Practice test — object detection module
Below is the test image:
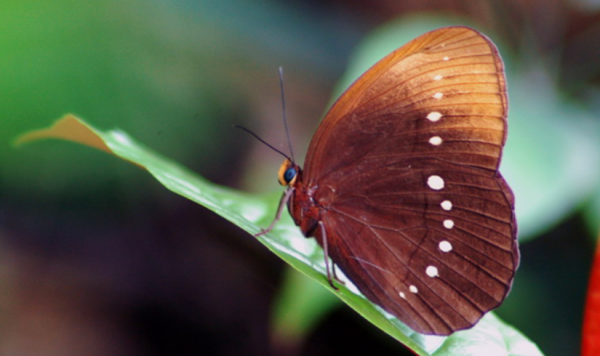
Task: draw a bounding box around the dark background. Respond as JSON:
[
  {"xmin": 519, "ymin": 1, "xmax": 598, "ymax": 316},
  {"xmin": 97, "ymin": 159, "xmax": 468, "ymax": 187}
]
[{"xmin": 2, "ymin": 1, "xmax": 600, "ymax": 355}]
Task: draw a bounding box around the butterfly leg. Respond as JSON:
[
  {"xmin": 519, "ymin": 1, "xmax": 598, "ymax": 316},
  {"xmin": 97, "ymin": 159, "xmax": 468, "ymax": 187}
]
[
  {"xmin": 319, "ymin": 221, "xmax": 345, "ymax": 290},
  {"xmin": 255, "ymin": 188, "xmax": 294, "ymax": 237},
  {"xmin": 332, "ymin": 263, "xmax": 345, "ymax": 286}
]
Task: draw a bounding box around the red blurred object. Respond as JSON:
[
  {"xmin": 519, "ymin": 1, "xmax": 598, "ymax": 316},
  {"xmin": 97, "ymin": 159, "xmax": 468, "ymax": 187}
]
[{"xmin": 582, "ymin": 235, "xmax": 600, "ymax": 356}]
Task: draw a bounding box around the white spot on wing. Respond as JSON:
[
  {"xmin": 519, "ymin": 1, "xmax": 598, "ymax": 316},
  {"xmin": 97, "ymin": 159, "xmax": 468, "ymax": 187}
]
[
  {"xmin": 433, "ymin": 75, "xmax": 443, "ymax": 80},
  {"xmin": 429, "ymin": 136, "xmax": 442, "ymax": 146},
  {"xmin": 426, "ymin": 266, "xmax": 439, "ymax": 278},
  {"xmin": 439, "ymin": 240, "xmax": 453, "ymax": 252},
  {"xmin": 443, "ymin": 219, "xmax": 454, "ymax": 229},
  {"xmin": 409, "ymin": 285, "xmax": 418, "ymax": 294},
  {"xmin": 427, "ymin": 175, "xmax": 444, "ymax": 190},
  {"xmin": 443, "ymin": 56, "xmax": 449, "ymax": 61},
  {"xmin": 426, "ymin": 111, "xmax": 442, "ymax": 122},
  {"xmin": 433, "ymin": 92, "xmax": 444, "ymax": 100},
  {"xmin": 441, "ymin": 200, "xmax": 452, "ymax": 211},
  {"xmin": 399, "ymin": 291, "xmax": 406, "ymax": 299}
]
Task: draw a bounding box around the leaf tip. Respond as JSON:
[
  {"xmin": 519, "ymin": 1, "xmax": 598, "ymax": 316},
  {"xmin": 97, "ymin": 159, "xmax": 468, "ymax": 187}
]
[{"xmin": 13, "ymin": 114, "xmax": 111, "ymax": 154}]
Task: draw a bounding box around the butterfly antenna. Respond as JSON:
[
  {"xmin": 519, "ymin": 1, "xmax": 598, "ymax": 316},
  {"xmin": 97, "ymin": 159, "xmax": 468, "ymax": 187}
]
[
  {"xmin": 233, "ymin": 125, "xmax": 292, "ymax": 161},
  {"xmin": 279, "ymin": 67, "xmax": 295, "ymax": 163}
]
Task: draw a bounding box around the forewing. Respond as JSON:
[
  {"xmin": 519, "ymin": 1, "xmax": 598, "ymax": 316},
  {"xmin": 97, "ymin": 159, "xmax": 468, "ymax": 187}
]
[{"xmin": 304, "ymin": 26, "xmax": 508, "ymax": 183}]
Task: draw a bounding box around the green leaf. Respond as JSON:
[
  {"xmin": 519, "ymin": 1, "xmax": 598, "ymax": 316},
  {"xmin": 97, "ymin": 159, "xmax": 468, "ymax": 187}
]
[{"xmin": 15, "ymin": 114, "xmax": 544, "ymax": 356}]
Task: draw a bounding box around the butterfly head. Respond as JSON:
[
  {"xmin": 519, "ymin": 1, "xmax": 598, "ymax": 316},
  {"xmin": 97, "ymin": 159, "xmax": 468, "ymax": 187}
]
[{"xmin": 277, "ymin": 158, "xmax": 300, "ymax": 186}]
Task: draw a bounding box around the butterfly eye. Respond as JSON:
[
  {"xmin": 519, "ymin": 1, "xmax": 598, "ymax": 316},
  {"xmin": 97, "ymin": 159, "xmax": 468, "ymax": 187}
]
[
  {"xmin": 283, "ymin": 167, "xmax": 297, "ymax": 184},
  {"xmin": 277, "ymin": 159, "xmax": 298, "ymax": 186}
]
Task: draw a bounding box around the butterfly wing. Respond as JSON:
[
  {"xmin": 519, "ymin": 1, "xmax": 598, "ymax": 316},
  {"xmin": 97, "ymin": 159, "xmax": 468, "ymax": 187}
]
[{"xmin": 303, "ymin": 26, "xmax": 518, "ymax": 335}]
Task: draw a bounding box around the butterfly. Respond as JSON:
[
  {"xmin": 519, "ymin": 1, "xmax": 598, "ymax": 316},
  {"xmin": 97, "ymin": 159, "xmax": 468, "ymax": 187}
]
[{"xmin": 258, "ymin": 26, "xmax": 519, "ymax": 335}]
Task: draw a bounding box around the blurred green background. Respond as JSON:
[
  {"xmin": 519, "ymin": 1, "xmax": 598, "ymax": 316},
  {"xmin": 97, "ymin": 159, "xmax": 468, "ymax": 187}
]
[{"xmin": 3, "ymin": 1, "xmax": 600, "ymax": 355}]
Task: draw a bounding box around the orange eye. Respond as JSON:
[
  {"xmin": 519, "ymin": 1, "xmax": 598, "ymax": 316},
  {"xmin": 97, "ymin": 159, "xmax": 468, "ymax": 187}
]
[{"xmin": 277, "ymin": 159, "xmax": 297, "ymax": 186}]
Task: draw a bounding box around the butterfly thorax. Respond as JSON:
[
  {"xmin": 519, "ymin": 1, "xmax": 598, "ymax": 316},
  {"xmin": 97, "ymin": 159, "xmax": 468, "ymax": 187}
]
[{"xmin": 288, "ymin": 174, "xmax": 322, "ymax": 238}]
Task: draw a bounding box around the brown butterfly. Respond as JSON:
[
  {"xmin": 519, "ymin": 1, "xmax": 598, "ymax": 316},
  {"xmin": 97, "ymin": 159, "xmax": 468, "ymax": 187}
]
[{"xmin": 258, "ymin": 26, "xmax": 519, "ymax": 335}]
